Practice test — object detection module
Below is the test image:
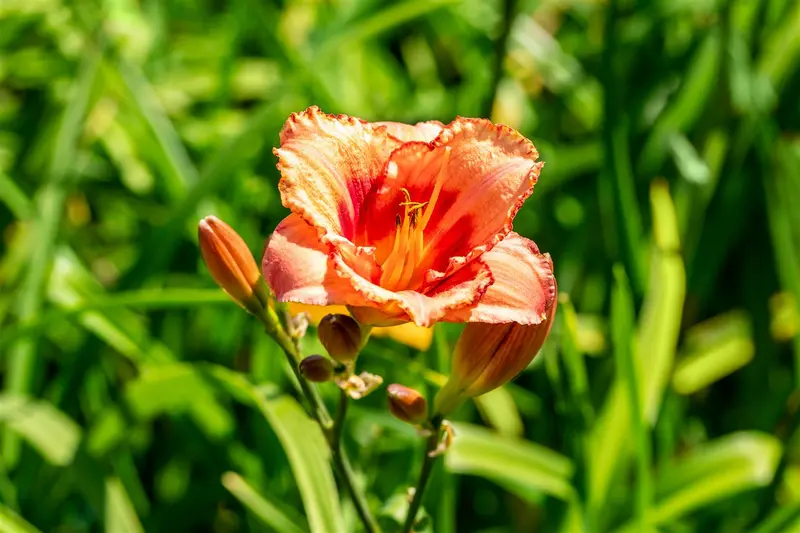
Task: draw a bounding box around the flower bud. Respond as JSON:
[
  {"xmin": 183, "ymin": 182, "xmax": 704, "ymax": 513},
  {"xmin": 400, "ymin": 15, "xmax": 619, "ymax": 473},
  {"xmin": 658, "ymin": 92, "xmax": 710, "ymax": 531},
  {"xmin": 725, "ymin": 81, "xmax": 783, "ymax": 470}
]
[
  {"xmin": 387, "ymin": 384, "xmax": 428, "ymax": 425},
  {"xmin": 299, "ymin": 355, "xmax": 334, "ymax": 382},
  {"xmin": 317, "ymin": 314, "xmax": 363, "ymax": 364},
  {"xmin": 198, "ymin": 216, "xmax": 268, "ymax": 316},
  {"xmin": 434, "ymin": 296, "xmax": 557, "ymax": 416}
]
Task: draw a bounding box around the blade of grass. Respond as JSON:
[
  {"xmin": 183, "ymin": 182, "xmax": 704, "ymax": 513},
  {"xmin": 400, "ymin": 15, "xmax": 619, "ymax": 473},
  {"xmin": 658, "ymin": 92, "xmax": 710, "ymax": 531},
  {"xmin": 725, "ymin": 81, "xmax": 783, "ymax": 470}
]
[
  {"xmin": 611, "ymin": 265, "xmax": 652, "ymax": 528},
  {"xmin": 0, "ymin": 172, "xmax": 33, "ymax": 220},
  {"xmin": 118, "ymin": 96, "xmax": 300, "ymax": 288},
  {"xmin": 4, "ymin": 46, "xmax": 102, "ymax": 466},
  {"xmin": 0, "ymin": 288, "xmax": 231, "ymax": 350},
  {"xmin": 222, "ymin": 472, "xmax": 308, "ymax": 533},
  {"xmin": 318, "ymin": 0, "xmax": 459, "ymax": 54},
  {"xmin": 0, "ymin": 395, "xmax": 81, "ymax": 467},
  {"xmin": 445, "ymin": 422, "xmax": 575, "ymax": 502},
  {"xmin": 601, "ymin": 0, "xmax": 645, "ymax": 293},
  {"xmin": 195, "ymin": 366, "xmax": 346, "ymax": 532},
  {"xmin": 0, "ymin": 503, "xmax": 41, "ymax": 533},
  {"xmin": 762, "ymin": 137, "xmax": 800, "ymax": 385},
  {"xmin": 640, "ymin": 180, "xmax": 686, "ymax": 423},
  {"xmin": 114, "ymin": 58, "xmax": 199, "ymax": 199},
  {"xmin": 105, "ymin": 476, "xmax": 144, "ymax": 533}
]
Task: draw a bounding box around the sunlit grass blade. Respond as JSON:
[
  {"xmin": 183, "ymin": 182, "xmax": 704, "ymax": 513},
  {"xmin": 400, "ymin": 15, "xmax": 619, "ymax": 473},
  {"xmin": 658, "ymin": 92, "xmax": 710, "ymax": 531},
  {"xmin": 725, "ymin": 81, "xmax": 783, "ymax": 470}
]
[
  {"xmin": 198, "ymin": 366, "xmax": 345, "ymax": 533},
  {"xmin": 639, "ymin": 180, "xmax": 685, "ymax": 423},
  {"xmin": 318, "ymin": 0, "xmax": 459, "ymax": 53},
  {"xmin": 672, "ymin": 311, "xmax": 754, "ymax": 394},
  {"xmin": 651, "ymin": 432, "xmax": 780, "ymax": 526},
  {"xmin": 105, "ymin": 476, "xmax": 144, "ymax": 533},
  {"xmin": 46, "ymin": 250, "xmax": 174, "ymax": 364},
  {"xmin": 119, "ymin": 96, "xmax": 300, "ymax": 288},
  {"xmin": 0, "ymin": 172, "xmax": 33, "ymax": 220},
  {"xmin": 445, "ymin": 422, "xmax": 575, "ymax": 502},
  {"xmin": 764, "ymin": 139, "xmax": 800, "ymax": 385},
  {"xmin": 125, "ymin": 363, "xmax": 234, "ymax": 439},
  {"xmin": 472, "ymin": 387, "xmax": 524, "ymax": 437},
  {"xmin": 222, "ymin": 472, "xmax": 308, "ymax": 533},
  {"xmin": 638, "ymin": 32, "xmax": 722, "ymax": 175},
  {"xmin": 0, "ymin": 503, "xmax": 41, "ymax": 533},
  {"xmin": 4, "ymin": 47, "xmax": 102, "ymax": 466},
  {"xmin": 0, "ymin": 395, "xmax": 81, "ymax": 467},
  {"xmin": 611, "ymin": 265, "xmax": 652, "ymax": 527},
  {"xmin": 757, "ymin": 0, "xmax": 800, "ymax": 88},
  {"xmin": 751, "ymin": 504, "xmax": 800, "ymax": 533},
  {"xmin": 558, "ymin": 294, "xmax": 594, "ymax": 426},
  {"xmin": 114, "ymin": 59, "xmax": 199, "ymax": 199},
  {"xmin": 0, "ymin": 288, "xmax": 231, "ymax": 350}
]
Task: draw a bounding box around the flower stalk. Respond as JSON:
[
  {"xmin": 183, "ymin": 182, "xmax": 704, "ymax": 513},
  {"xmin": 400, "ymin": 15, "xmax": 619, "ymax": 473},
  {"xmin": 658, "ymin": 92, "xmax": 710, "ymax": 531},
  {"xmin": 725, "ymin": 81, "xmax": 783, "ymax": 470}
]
[
  {"xmin": 402, "ymin": 415, "xmax": 444, "ymax": 533},
  {"xmin": 200, "ymin": 217, "xmax": 380, "ymax": 533}
]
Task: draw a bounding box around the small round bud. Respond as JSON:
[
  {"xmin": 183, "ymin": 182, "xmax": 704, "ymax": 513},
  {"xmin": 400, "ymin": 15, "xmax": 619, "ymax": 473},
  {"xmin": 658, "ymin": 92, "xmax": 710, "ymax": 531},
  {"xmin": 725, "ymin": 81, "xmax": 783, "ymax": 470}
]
[
  {"xmin": 318, "ymin": 314, "xmax": 362, "ymax": 364},
  {"xmin": 299, "ymin": 355, "xmax": 334, "ymax": 382},
  {"xmin": 387, "ymin": 384, "xmax": 428, "ymax": 425}
]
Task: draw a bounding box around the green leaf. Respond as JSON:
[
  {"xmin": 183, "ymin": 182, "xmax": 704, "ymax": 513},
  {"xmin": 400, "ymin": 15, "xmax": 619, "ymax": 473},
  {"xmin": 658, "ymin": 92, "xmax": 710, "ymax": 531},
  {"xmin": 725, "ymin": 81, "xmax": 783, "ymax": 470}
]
[
  {"xmin": 640, "ymin": 180, "xmax": 686, "ymax": 422},
  {"xmin": 320, "ymin": 0, "xmax": 459, "ymax": 53},
  {"xmin": 472, "ymin": 387, "xmax": 524, "ymax": 437},
  {"xmin": 652, "ymin": 432, "xmax": 781, "ymax": 525},
  {"xmin": 202, "ymin": 366, "xmax": 345, "ymax": 533},
  {"xmin": 0, "ymin": 504, "xmax": 41, "ymax": 533},
  {"xmin": 222, "ymin": 472, "xmax": 308, "ymax": 533},
  {"xmin": 0, "ymin": 395, "xmax": 81, "ymax": 466},
  {"xmin": 254, "ymin": 394, "xmax": 344, "ymax": 533},
  {"xmin": 105, "ymin": 476, "xmax": 144, "ymax": 533},
  {"xmin": 4, "ymin": 45, "xmax": 102, "ymax": 466},
  {"xmin": 125, "ymin": 364, "xmax": 234, "ymax": 439},
  {"xmin": 672, "ymin": 311, "xmax": 755, "ymax": 395},
  {"xmin": 611, "ymin": 265, "xmax": 653, "ymax": 525},
  {"xmin": 0, "ymin": 171, "xmax": 33, "ymax": 220},
  {"xmin": 445, "ymin": 422, "xmax": 575, "ymax": 501},
  {"xmin": 614, "ymin": 432, "xmax": 781, "ymax": 531},
  {"xmin": 0, "ymin": 288, "xmax": 231, "ymax": 350},
  {"xmin": 751, "ymin": 504, "xmax": 800, "ymax": 533},
  {"xmin": 587, "ymin": 381, "xmax": 630, "ymax": 515}
]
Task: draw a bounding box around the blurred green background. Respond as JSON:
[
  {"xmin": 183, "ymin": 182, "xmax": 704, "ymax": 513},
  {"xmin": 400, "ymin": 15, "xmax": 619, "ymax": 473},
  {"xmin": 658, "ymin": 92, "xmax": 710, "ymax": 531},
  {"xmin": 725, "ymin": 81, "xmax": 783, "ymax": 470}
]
[{"xmin": 2, "ymin": 0, "xmax": 800, "ymax": 531}]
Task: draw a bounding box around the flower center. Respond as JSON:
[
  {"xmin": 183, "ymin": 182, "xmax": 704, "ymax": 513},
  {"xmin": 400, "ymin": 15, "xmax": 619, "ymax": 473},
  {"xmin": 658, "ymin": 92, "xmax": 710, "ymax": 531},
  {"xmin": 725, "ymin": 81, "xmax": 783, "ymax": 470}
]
[{"xmin": 379, "ymin": 148, "xmax": 450, "ymax": 291}]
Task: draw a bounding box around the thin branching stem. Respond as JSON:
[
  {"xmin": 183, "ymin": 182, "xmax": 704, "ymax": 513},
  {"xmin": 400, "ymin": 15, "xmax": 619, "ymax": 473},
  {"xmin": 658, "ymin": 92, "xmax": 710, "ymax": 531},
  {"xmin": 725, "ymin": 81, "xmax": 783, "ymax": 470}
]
[
  {"xmin": 402, "ymin": 416, "xmax": 443, "ymax": 533},
  {"xmin": 258, "ymin": 308, "xmax": 381, "ymax": 533}
]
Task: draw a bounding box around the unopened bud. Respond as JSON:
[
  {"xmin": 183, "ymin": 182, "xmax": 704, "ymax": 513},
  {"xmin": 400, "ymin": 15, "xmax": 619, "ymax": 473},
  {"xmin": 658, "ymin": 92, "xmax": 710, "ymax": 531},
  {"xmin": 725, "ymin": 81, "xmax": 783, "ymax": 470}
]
[
  {"xmin": 198, "ymin": 216, "xmax": 268, "ymax": 316},
  {"xmin": 299, "ymin": 355, "xmax": 334, "ymax": 382},
  {"xmin": 434, "ymin": 293, "xmax": 557, "ymax": 416},
  {"xmin": 318, "ymin": 314, "xmax": 362, "ymax": 364},
  {"xmin": 387, "ymin": 384, "xmax": 428, "ymax": 425}
]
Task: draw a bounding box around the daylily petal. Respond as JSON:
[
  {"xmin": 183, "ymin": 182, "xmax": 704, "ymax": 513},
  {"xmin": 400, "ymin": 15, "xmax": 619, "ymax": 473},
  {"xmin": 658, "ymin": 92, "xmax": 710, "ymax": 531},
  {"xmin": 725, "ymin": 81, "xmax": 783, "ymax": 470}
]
[
  {"xmin": 263, "ymin": 214, "xmax": 367, "ymax": 306},
  {"xmin": 362, "ymin": 118, "xmax": 542, "ymax": 283},
  {"xmin": 376, "ymin": 120, "xmax": 445, "ymax": 143},
  {"xmin": 337, "ymin": 255, "xmax": 494, "ymax": 327},
  {"xmin": 444, "ymin": 232, "xmax": 556, "ymax": 325},
  {"xmin": 275, "ymin": 106, "xmax": 401, "ymax": 241}
]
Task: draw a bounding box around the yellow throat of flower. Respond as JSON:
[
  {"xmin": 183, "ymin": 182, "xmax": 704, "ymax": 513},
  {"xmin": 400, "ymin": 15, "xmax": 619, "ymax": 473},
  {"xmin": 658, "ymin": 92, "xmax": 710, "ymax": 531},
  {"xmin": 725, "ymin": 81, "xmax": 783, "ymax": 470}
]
[{"xmin": 379, "ymin": 147, "xmax": 450, "ymax": 291}]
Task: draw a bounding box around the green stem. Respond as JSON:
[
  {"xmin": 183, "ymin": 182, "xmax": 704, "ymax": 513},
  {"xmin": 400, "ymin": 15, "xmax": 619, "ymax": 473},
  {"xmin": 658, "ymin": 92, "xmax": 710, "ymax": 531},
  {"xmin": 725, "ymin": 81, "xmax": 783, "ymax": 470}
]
[
  {"xmin": 333, "ymin": 389, "xmax": 349, "ymax": 448},
  {"xmin": 257, "ymin": 308, "xmax": 381, "ymax": 533},
  {"xmin": 402, "ymin": 416, "xmax": 443, "ymax": 533}
]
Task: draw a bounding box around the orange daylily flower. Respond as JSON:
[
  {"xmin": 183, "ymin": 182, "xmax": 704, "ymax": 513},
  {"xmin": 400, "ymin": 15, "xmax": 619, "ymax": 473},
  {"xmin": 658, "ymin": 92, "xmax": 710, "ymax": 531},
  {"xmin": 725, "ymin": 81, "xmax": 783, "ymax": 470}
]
[{"xmin": 263, "ymin": 106, "xmax": 556, "ymax": 331}]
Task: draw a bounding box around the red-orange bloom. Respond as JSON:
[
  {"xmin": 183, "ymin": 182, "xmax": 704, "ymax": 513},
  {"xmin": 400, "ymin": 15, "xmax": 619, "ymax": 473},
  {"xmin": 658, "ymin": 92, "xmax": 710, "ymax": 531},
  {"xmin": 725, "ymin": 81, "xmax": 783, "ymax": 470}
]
[{"xmin": 263, "ymin": 106, "xmax": 556, "ymax": 328}]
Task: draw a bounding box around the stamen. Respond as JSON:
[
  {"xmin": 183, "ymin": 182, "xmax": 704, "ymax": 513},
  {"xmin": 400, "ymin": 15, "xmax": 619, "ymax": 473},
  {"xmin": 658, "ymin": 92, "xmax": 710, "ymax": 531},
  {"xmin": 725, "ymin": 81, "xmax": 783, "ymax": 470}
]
[{"xmin": 379, "ymin": 149, "xmax": 450, "ymax": 291}]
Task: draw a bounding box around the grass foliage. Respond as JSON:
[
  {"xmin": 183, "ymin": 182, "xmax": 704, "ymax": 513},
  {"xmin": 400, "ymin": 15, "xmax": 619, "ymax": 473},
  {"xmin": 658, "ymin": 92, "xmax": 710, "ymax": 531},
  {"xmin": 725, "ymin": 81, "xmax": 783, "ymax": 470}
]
[{"xmin": 2, "ymin": 0, "xmax": 800, "ymax": 531}]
